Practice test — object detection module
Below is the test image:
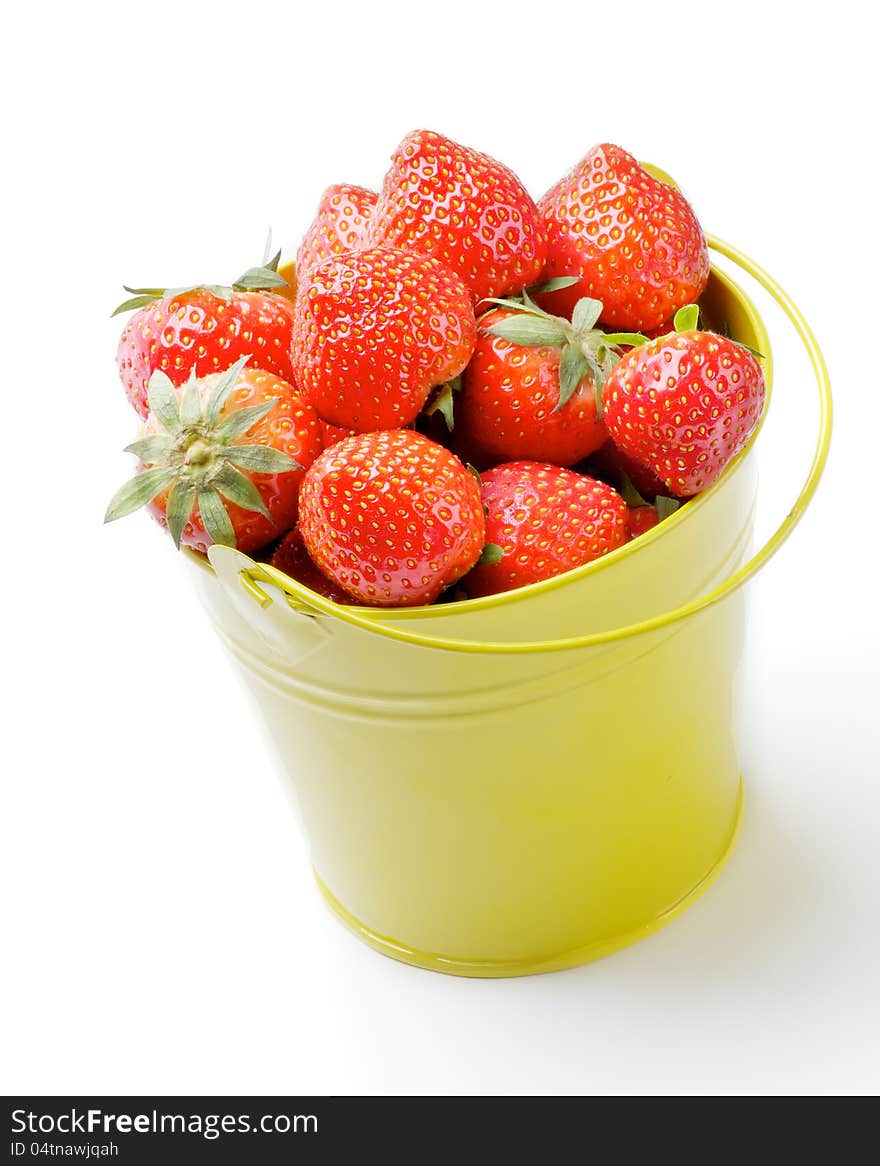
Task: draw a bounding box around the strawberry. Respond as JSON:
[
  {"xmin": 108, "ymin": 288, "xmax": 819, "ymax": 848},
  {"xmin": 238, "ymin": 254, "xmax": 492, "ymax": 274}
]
[
  {"xmin": 291, "ymin": 247, "xmax": 476, "ymax": 431},
  {"xmin": 463, "ymin": 462, "xmax": 628, "ymax": 598},
  {"xmin": 369, "ymin": 129, "xmax": 546, "ymax": 304},
  {"xmin": 105, "ymin": 357, "xmax": 322, "ymax": 554},
  {"xmin": 536, "ymin": 143, "xmax": 709, "ymax": 330},
  {"xmin": 320, "ymin": 420, "xmax": 358, "ymax": 449},
  {"xmin": 298, "ymin": 430, "xmax": 485, "ymax": 606},
  {"xmin": 641, "ymin": 318, "xmax": 677, "ymax": 340},
  {"xmin": 295, "ymin": 184, "xmax": 378, "ymax": 280},
  {"xmin": 602, "ymin": 309, "xmax": 766, "ymax": 497},
  {"xmin": 271, "ymin": 528, "xmax": 354, "ymax": 604},
  {"xmin": 452, "ymin": 291, "xmax": 643, "ymax": 466},
  {"xmin": 114, "ymin": 251, "xmax": 296, "ymax": 418},
  {"xmin": 627, "ymin": 506, "xmax": 660, "ymax": 539},
  {"xmin": 587, "ymin": 438, "xmax": 671, "ymax": 499}
]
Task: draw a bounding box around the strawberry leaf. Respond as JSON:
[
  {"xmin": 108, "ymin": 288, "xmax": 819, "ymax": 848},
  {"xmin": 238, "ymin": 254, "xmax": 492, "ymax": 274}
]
[
  {"xmin": 111, "ymin": 294, "xmax": 161, "ymax": 317},
  {"xmin": 179, "ymin": 368, "xmax": 202, "ymax": 428},
  {"xmin": 571, "ymin": 297, "xmax": 603, "ymax": 334},
  {"xmin": 673, "ymin": 304, "xmax": 700, "ymax": 332},
  {"xmin": 213, "ymin": 464, "xmax": 273, "ymax": 520},
  {"xmin": 162, "ymin": 285, "xmax": 200, "ymax": 301},
  {"xmin": 618, "ymin": 471, "xmax": 649, "ymax": 508},
  {"xmin": 477, "ymin": 297, "xmax": 547, "ymax": 318},
  {"xmin": 262, "ymin": 230, "xmax": 277, "ymax": 267},
  {"xmin": 556, "ymin": 344, "xmax": 589, "ymax": 412},
  {"xmin": 123, "ymin": 435, "xmax": 175, "ymax": 464},
  {"xmin": 214, "ymin": 398, "xmax": 278, "ymax": 443},
  {"xmin": 147, "ymin": 370, "xmax": 183, "ymax": 435},
  {"xmin": 486, "ymin": 315, "xmax": 567, "ymax": 348},
  {"xmin": 233, "ymin": 265, "xmax": 288, "ymax": 291},
  {"xmin": 166, "ymin": 482, "xmax": 196, "ymax": 549},
  {"xmin": 732, "ymin": 339, "xmax": 766, "ymax": 361},
  {"xmin": 602, "ymin": 331, "xmax": 650, "ymax": 347},
  {"xmin": 527, "ymin": 275, "xmax": 580, "ymax": 295},
  {"xmin": 223, "ymin": 444, "xmax": 300, "ymax": 474},
  {"xmin": 104, "ymin": 466, "xmax": 176, "ymax": 523},
  {"xmin": 197, "ymin": 486, "xmax": 237, "ymax": 547},
  {"xmin": 203, "ymin": 284, "xmax": 234, "ymax": 303},
  {"xmin": 122, "ymin": 285, "xmax": 166, "ymax": 296},
  {"xmin": 110, "ymin": 243, "xmax": 289, "ymax": 319},
  {"xmin": 519, "ymin": 285, "xmax": 542, "ymax": 313},
  {"xmin": 424, "ymin": 377, "xmax": 461, "ymax": 432},
  {"xmin": 655, "ymin": 496, "xmax": 681, "ymax": 521},
  {"xmin": 477, "ymin": 543, "xmax": 504, "ymax": 566},
  {"xmin": 205, "ymin": 356, "xmax": 251, "ymax": 425}
]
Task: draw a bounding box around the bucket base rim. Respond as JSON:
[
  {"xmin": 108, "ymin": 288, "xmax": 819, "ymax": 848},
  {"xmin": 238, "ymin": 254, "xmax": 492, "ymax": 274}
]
[{"xmin": 313, "ymin": 778, "xmax": 744, "ymax": 978}]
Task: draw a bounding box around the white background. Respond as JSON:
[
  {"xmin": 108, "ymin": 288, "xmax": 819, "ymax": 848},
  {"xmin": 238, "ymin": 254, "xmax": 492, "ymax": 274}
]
[{"xmin": 2, "ymin": 0, "xmax": 877, "ymax": 1096}]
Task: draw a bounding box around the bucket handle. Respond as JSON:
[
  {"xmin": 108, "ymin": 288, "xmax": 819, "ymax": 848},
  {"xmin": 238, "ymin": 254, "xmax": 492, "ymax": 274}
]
[{"xmin": 222, "ymin": 237, "xmax": 832, "ymax": 656}]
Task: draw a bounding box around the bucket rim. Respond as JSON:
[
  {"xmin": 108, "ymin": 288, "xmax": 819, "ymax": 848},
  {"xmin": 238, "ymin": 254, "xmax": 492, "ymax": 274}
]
[{"xmin": 205, "ymin": 237, "xmax": 831, "ymax": 655}]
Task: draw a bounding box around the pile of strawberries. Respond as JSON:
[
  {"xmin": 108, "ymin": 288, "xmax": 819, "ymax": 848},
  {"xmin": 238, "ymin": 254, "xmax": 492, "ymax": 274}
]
[{"xmin": 107, "ymin": 132, "xmax": 766, "ymax": 607}]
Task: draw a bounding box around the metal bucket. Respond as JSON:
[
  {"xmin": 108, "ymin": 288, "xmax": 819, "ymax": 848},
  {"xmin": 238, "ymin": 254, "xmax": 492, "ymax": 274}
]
[{"xmin": 187, "ymin": 238, "xmax": 832, "ymax": 976}]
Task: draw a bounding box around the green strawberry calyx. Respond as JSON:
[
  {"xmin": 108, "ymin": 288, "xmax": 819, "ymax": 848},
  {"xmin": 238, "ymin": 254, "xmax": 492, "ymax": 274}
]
[
  {"xmin": 111, "ymin": 242, "xmax": 289, "ymax": 317},
  {"xmin": 477, "ymin": 543, "xmax": 504, "ymax": 566},
  {"xmin": 655, "ymin": 495, "xmax": 681, "ymax": 521},
  {"xmin": 672, "ymin": 304, "xmax": 700, "ymax": 332},
  {"xmin": 478, "ymin": 287, "xmax": 647, "ymax": 421},
  {"xmin": 424, "ymin": 375, "xmax": 463, "ymax": 432},
  {"xmin": 619, "ymin": 471, "xmax": 681, "ymax": 521},
  {"xmin": 618, "ymin": 471, "xmax": 650, "ymax": 508},
  {"xmin": 669, "ymin": 303, "xmax": 765, "ymax": 361},
  {"xmin": 104, "ymin": 356, "xmax": 301, "ymax": 549}
]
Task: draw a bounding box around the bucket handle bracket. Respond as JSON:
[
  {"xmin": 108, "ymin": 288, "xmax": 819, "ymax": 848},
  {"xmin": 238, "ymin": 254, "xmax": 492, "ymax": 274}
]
[{"xmin": 208, "ymin": 545, "xmax": 332, "ymax": 661}]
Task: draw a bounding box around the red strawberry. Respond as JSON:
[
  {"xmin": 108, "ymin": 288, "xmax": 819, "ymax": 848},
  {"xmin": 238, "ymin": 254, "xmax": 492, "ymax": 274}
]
[
  {"xmin": 627, "ymin": 506, "xmax": 659, "ymax": 539},
  {"xmin": 603, "ymin": 325, "xmax": 766, "ymax": 497},
  {"xmin": 369, "ymin": 129, "xmax": 546, "ymax": 304},
  {"xmin": 291, "ymin": 247, "xmax": 476, "ymax": 431},
  {"xmin": 298, "ymin": 430, "xmax": 485, "ymax": 606},
  {"xmin": 587, "ymin": 438, "xmax": 671, "ymax": 499},
  {"xmin": 454, "ymin": 300, "xmax": 616, "ymax": 467},
  {"xmin": 295, "ymin": 184, "xmax": 378, "ymax": 280},
  {"xmin": 105, "ymin": 357, "xmax": 322, "ymax": 554},
  {"xmin": 641, "ymin": 318, "xmax": 677, "ymax": 340},
  {"xmin": 271, "ymin": 528, "xmax": 354, "ymax": 604},
  {"xmin": 536, "ymin": 143, "xmax": 709, "ymax": 330},
  {"xmin": 114, "ymin": 253, "xmax": 296, "ymax": 418},
  {"xmin": 463, "ymin": 462, "xmax": 628, "ymax": 597},
  {"xmin": 320, "ymin": 420, "xmax": 358, "ymax": 449}
]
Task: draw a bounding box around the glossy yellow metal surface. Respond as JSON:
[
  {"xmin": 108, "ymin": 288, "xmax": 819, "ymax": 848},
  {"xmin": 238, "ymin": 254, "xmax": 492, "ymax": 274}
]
[
  {"xmin": 275, "ymin": 258, "xmax": 297, "ymax": 304},
  {"xmin": 314, "ymin": 784, "xmax": 742, "ymax": 977},
  {"xmin": 186, "ymin": 240, "xmax": 831, "ymax": 976}
]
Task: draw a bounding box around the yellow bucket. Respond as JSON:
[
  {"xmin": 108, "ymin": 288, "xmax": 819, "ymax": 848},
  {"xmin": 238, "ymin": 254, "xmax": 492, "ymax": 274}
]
[{"xmin": 187, "ymin": 238, "xmax": 832, "ymax": 977}]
